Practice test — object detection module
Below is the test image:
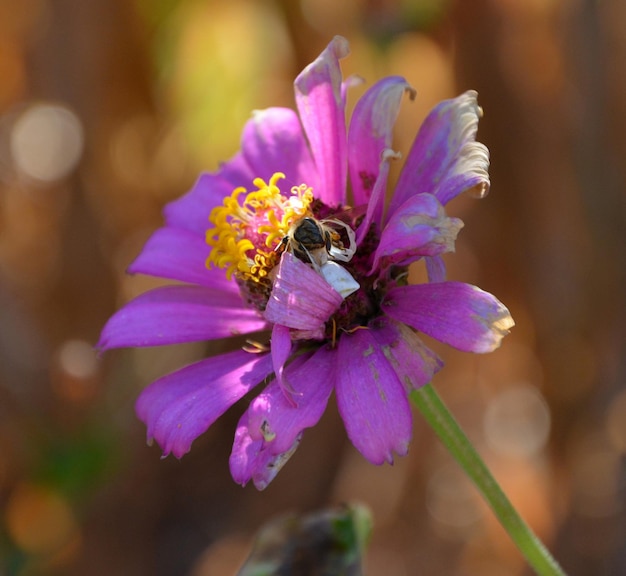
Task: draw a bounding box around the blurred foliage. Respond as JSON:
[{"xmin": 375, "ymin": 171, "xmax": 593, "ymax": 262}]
[
  {"xmin": 238, "ymin": 504, "xmax": 371, "ymax": 576},
  {"xmin": 136, "ymin": 0, "xmax": 293, "ymax": 168},
  {"xmin": 32, "ymin": 428, "xmax": 117, "ymax": 501}
]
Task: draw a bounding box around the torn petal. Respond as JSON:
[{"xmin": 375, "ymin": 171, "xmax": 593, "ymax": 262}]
[
  {"xmin": 246, "ymin": 346, "xmax": 335, "ymax": 455},
  {"xmin": 230, "ymin": 410, "xmax": 303, "ymax": 490}
]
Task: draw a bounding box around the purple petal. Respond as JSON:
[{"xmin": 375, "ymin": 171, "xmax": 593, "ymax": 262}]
[
  {"xmin": 136, "ymin": 349, "xmax": 273, "ymax": 458},
  {"xmin": 263, "ymin": 252, "xmax": 343, "ymax": 333},
  {"xmin": 97, "ymin": 285, "xmax": 267, "ymax": 350},
  {"xmin": 341, "ymin": 74, "xmax": 365, "ymax": 105},
  {"xmin": 369, "ymin": 317, "xmax": 443, "ymax": 390},
  {"xmin": 389, "ymin": 91, "xmax": 489, "ymax": 217},
  {"xmin": 382, "ymin": 282, "xmax": 515, "ymax": 353},
  {"xmin": 230, "ymin": 412, "xmax": 303, "ymax": 490},
  {"xmin": 127, "ymin": 226, "xmax": 237, "ymax": 293},
  {"xmin": 229, "ymin": 346, "xmax": 337, "ymax": 489},
  {"xmin": 335, "ymin": 328, "xmax": 412, "ymax": 465},
  {"xmin": 371, "ymin": 193, "xmax": 463, "ymax": 271},
  {"xmin": 294, "ymin": 36, "xmax": 349, "ymax": 205},
  {"xmin": 246, "ymin": 346, "xmax": 336, "ymax": 455},
  {"xmin": 348, "ymin": 76, "xmax": 415, "ymax": 206},
  {"xmin": 164, "ymin": 153, "xmax": 254, "ymax": 235},
  {"xmin": 355, "ymin": 150, "xmax": 399, "ymax": 246},
  {"xmin": 241, "ymin": 107, "xmax": 319, "ymax": 190},
  {"xmin": 270, "ymin": 323, "xmax": 293, "ymax": 399},
  {"xmin": 229, "ymin": 414, "xmax": 263, "ymax": 486},
  {"xmin": 425, "ymin": 256, "xmax": 447, "ymax": 283}
]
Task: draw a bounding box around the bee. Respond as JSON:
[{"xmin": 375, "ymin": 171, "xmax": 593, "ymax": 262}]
[{"xmin": 275, "ymin": 216, "xmax": 356, "ymax": 270}]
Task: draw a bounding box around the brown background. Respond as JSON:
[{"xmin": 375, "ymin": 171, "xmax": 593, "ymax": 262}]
[{"xmin": 0, "ymin": 1, "xmax": 624, "ymax": 574}]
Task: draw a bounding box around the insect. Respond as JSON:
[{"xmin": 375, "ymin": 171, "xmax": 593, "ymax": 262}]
[
  {"xmin": 274, "ymin": 215, "xmax": 360, "ymax": 300},
  {"xmin": 275, "ymin": 216, "xmax": 356, "ymax": 270}
]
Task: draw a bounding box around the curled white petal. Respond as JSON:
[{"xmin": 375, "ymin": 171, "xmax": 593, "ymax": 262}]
[{"xmin": 320, "ymin": 261, "xmax": 360, "ymax": 299}]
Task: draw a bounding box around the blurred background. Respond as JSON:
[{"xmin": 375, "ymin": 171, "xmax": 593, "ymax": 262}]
[{"xmin": 0, "ymin": 0, "xmax": 624, "ymax": 574}]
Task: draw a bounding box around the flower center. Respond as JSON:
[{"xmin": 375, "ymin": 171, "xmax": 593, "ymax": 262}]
[
  {"xmin": 206, "ymin": 172, "xmax": 396, "ymax": 336},
  {"xmin": 206, "ymin": 172, "xmax": 314, "ymax": 283}
]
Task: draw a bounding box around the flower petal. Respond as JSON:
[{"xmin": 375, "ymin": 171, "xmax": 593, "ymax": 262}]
[
  {"xmin": 263, "ymin": 252, "xmax": 343, "ymax": 333},
  {"xmin": 382, "ymin": 282, "xmax": 515, "ymax": 353},
  {"xmin": 320, "ymin": 261, "xmax": 360, "ymax": 299},
  {"xmin": 341, "ymin": 74, "xmax": 365, "ymax": 105},
  {"xmin": 241, "ymin": 107, "xmax": 319, "ymax": 190},
  {"xmin": 425, "ymin": 256, "xmax": 447, "ymax": 283},
  {"xmin": 246, "ymin": 346, "xmax": 336, "ymax": 455},
  {"xmin": 294, "ymin": 35, "xmax": 349, "ymax": 205},
  {"xmin": 97, "ymin": 285, "xmax": 266, "ymax": 350},
  {"xmin": 355, "ymin": 149, "xmax": 400, "ymax": 246},
  {"xmin": 127, "ymin": 226, "xmax": 237, "ymax": 292},
  {"xmin": 270, "ymin": 323, "xmax": 294, "ymax": 400},
  {"xmin": 348, "ymin": 76, "xmax": 415, "ymax": 206},
  {"xmin": 136, "ymin": 349, "xmax": 274, "ymax": 458},
  {"xmin": 230, "ymin": 347, "xmax": 337, "ymax": 489},
  {"xmin": 164, "ymin": 153, "xmax": 254, "ymax": 235},
  {"xmin": 389, "ymin": 90, "xmax": 489, "ymax": 217},
  {"xmin": 371, "ymin": 193, "xmax": 463, "ymax": 271},
  {"xmin": 230, "ymin": 412, "xmax": 302, "ymax": 490},
  {"xmin": 369, "ymin": 317, "xmax": 443, "ymax": 390},
  {"xmin": 335, "ymin": 328, "xmax": 412, "ymax": 465}
]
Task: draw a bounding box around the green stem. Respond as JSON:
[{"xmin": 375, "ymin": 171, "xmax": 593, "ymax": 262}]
[{"xmin": 410, "ymin": 384, "xmax": 566, "ymax": 576}]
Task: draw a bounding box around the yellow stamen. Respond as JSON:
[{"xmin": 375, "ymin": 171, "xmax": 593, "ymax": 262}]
[{"xmin": 206, "ymin": 172, "xmax": 314, "ymax": 283}]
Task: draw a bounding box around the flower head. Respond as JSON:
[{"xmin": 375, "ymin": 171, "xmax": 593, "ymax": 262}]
[{"xmin": 98, "ymin": 36, "xmax": 513, "ymax": 489}]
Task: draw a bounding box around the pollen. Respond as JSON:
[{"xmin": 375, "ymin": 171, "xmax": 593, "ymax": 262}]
[{"xmin": 206, "ymin": 172, "xmax": 314, "ymax": 282}]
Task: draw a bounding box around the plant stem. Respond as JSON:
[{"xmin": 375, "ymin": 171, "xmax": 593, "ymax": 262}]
[{"xmin": 410, "ymin": 384, "xmax": 566, "ymax": 576}]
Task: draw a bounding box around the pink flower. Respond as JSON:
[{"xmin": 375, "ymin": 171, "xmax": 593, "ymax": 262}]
[{"xmin": 98, "ymin": 36, "xmax": 513, "ymax": 489}]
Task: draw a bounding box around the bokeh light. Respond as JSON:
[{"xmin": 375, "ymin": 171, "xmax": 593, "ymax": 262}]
[
  {"xmin": 426, "ymin": 463, "xmax": 484, "ymax": 535},
  {"xmin": 484, "ymin": 384, "xmax": 551, "ymax": 459},
  {"xmin": 10, "ymin": 103, "xmax": 83, "ymax": 183},
  {"xmin": 52, "ymin": 339, "xmax": 99, "ymax": 403},
  {"xmin": 5, "ymin": 483, "xmax": 79, "ymax": 557}
]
